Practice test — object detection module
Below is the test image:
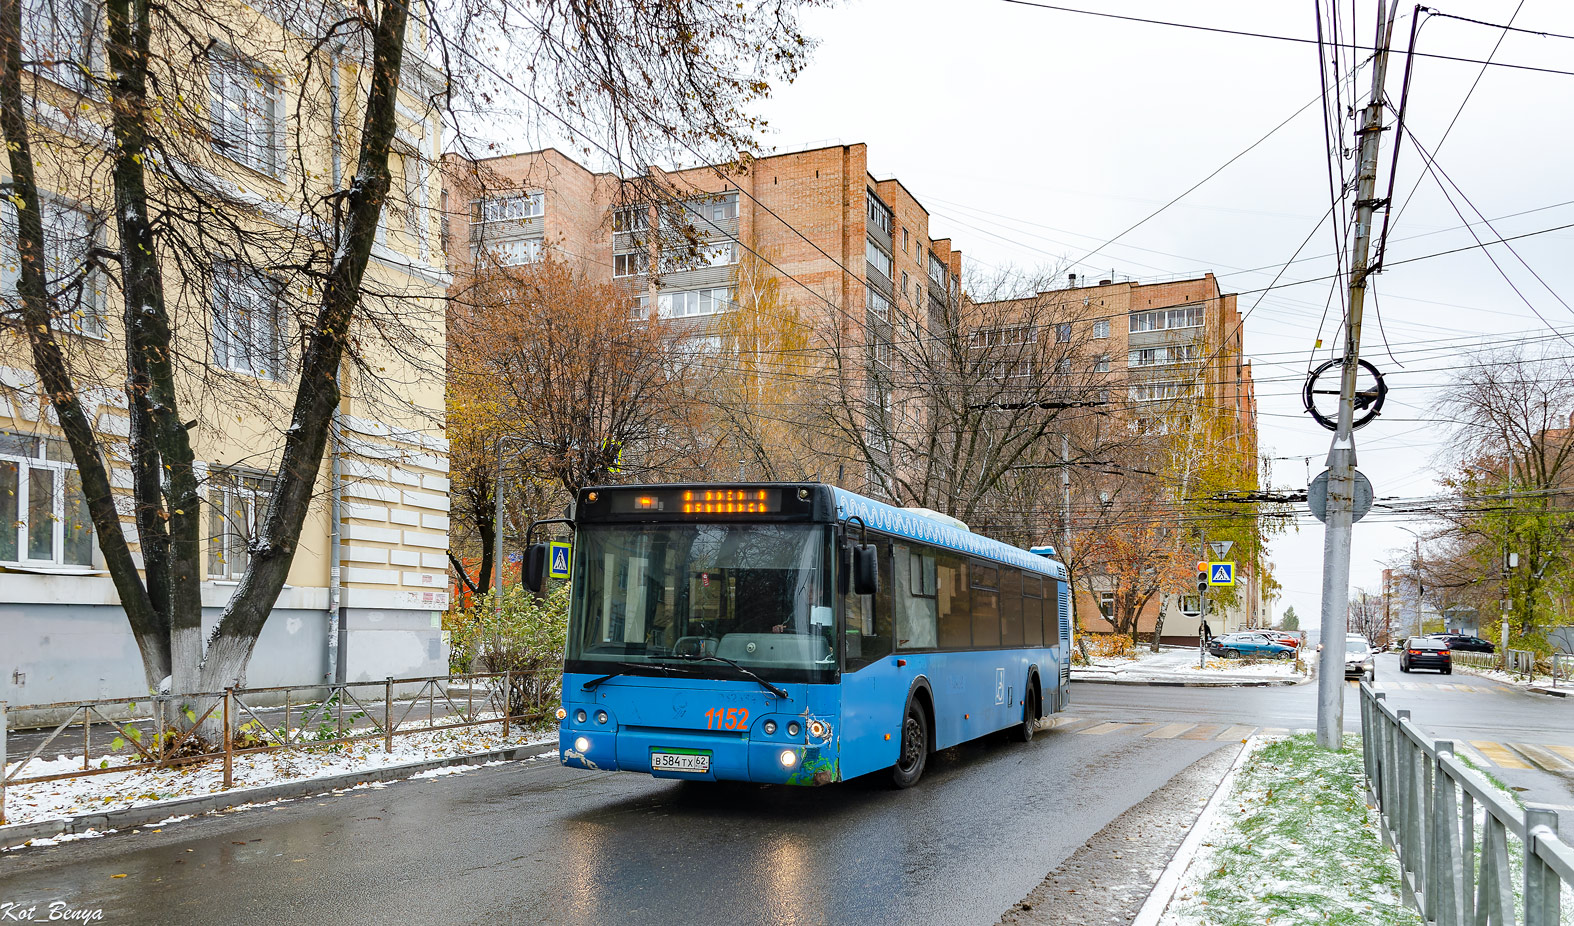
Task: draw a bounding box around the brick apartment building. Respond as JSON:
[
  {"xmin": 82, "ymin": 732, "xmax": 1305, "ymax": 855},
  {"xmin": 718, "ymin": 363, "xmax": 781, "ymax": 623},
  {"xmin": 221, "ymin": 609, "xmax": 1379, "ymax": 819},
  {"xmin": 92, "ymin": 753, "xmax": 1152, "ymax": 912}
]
[
  {"xmin": 442, "ymin": 143, "xmax": 963, "ymax": 352},
  {"xmin": 974, "ymin": 273, "xmax": 1263, "ymax": 641}
]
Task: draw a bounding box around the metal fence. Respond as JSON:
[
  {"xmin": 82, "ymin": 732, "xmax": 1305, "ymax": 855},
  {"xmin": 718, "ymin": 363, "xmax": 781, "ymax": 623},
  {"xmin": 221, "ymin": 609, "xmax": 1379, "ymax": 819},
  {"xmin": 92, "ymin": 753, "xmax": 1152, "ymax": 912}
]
[
  {"xmin": 1452, "ymin": 648, "xmax": 1544, "ymax": 680},
  {"xmin": 0, "ymin": 670, "xmax": 558, "ymax": 826},
  {"xmin": 1360, "ymin": 681, "xmax": 1574, "ymax": 925}
]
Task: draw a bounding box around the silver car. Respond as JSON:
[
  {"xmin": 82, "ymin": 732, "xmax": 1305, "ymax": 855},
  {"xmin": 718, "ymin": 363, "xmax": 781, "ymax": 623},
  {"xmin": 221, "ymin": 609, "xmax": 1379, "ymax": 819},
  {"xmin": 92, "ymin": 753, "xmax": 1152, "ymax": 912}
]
[{"xmin": 1343, "ymin": 638, "xmax": 1375, "ymax": 680}]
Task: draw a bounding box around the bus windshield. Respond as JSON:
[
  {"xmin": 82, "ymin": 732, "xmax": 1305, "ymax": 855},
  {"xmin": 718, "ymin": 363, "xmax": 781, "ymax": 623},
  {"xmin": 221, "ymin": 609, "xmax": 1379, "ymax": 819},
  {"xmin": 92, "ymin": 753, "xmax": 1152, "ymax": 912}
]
[{"xmin": 566, "ymin": 523, "xmax": 835, "ymax": 681}]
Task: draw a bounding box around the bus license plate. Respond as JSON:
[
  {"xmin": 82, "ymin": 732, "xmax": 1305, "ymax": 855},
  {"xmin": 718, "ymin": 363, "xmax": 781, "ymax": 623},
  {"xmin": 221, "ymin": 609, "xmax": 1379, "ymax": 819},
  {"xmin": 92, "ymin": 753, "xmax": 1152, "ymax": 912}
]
[{"xmin": 651, "ymin": 751, "xmax": 711, "ymax": 773}]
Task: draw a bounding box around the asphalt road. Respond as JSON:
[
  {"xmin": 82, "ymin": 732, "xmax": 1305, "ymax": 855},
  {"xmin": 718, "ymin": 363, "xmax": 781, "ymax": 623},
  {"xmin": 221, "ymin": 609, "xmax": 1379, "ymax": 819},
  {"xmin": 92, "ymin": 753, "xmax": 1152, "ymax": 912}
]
[{"xmin": 3, "ymin": 669, "xmax": 1565, "ymax": 926}]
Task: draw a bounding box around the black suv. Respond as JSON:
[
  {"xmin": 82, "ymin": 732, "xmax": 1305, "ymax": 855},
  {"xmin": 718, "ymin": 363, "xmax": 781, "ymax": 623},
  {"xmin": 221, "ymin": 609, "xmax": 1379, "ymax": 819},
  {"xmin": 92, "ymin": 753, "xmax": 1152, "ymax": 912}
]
[
  {"xmin": 1428, "ymin": 633, "xmax": 1495, "ymax": 654},
  {"xmin": 1401, "ymin": 637, "xmax": 1452, "ymax": 674}
]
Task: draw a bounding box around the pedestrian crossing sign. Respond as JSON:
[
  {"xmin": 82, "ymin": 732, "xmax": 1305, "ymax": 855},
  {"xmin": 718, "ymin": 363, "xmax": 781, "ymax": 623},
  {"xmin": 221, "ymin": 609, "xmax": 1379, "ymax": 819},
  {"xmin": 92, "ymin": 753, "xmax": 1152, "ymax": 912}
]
[
  {"xmin": 1208, "ymin": 562, "xmax": 1235, "ymax": 586},
  {"xmin": 548, "ymin": 541, "xmax": 572, "ymax": 580}
]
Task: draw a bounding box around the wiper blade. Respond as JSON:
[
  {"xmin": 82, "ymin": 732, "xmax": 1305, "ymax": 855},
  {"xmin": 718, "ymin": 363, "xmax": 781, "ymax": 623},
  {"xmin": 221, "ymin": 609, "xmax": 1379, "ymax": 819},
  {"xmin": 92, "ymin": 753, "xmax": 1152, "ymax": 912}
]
[
  {"xmin": 665, "ymin": 654, "xmax": 791, "ymax": 701},
  {"xmin": 581, "ymin": 661, "xmax": 694, "ymax": 690}
]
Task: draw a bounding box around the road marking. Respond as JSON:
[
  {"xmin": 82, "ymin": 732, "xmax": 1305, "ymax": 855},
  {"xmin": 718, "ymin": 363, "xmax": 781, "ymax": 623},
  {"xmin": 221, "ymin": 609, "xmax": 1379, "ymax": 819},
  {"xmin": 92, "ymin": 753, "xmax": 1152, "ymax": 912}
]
[
  {"xmin": 1451, "ymin": 742, "xmax": 1493, "ymax": 769},
  {"xmin": 1076, "ymin": 722, "xmax": 1130, "ymax": 736},
  {"xmin": 1546, "ymin": 745, "xmax": 1574, "ymax": 765},
  {"xmin": 1145, "ymin": 723, "xmax": 1196, "ymax": 739},
  {"xmin": 1511, "ymin": 743, "xmax": 1573, "ymax": 772},
  {"xmin": 1261, "ymin": 727, "xmax": 1289, "ymax": 737},
  {"xmin": 1049, "ymin": 717, "xmax": 1103, "ymax": 734},
  {"xmin": 1178, "ymin": 724, "xmax": 1223, "ymax": 740},
  {"xmin": 1471, "ymin": 740, "xmax": 1532, "ymax": 769},
  {"xmin": 1216, "ymin": 724, "xmax": 1256, "ymax": 742}
]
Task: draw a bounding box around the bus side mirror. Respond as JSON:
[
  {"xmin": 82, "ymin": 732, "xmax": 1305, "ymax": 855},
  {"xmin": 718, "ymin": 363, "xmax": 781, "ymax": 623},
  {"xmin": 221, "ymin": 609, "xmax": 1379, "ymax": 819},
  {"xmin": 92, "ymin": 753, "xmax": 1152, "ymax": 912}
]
[
  {"xmin": 853, "ymin": 544, "xmax": 879, "ymax": 596},
  {"xmin": 522, "ymin": 543, "xmax": 548, "ymax": 592}
]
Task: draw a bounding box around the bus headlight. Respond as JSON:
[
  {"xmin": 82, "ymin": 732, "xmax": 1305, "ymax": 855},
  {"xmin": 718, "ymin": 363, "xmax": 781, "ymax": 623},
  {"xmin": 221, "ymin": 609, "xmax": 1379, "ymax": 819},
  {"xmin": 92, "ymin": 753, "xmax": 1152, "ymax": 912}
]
[
  {"xmin": 763, "ymin": 720, "xmax": 778, "ymax": 735},
  {"xmin": 787, "ymin": 722, "xmax": 801, "ymax": 737},
  {"xmin": 779, "ymin": 749, "xmax": 798, "ymax": 768},
  {"xmin": 575, "ymin": 709, "xmax": 588, "ymax": 723},
  {"xmin": 808, "ymin": 720, "xmax": 828, "ymax": 739},
  {"xmin": 574, "ymin": 736, "xmax": 591, "ymax": 753},
  {"xmin": 596, "ymin": 710, "xmax": 609, "ymax": 725}
]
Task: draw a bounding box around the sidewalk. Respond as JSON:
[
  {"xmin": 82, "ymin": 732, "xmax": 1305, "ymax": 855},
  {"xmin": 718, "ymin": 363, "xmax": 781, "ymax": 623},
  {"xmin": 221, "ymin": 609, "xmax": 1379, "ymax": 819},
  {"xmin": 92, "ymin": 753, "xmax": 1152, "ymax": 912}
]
[
  {"xmin": 1072, "ymin": 646, "xmax": 1310, "ymax": 687},
  {"xmin": 1453, "ymin": 661, "xmax": 1572, "ymax": 698}
]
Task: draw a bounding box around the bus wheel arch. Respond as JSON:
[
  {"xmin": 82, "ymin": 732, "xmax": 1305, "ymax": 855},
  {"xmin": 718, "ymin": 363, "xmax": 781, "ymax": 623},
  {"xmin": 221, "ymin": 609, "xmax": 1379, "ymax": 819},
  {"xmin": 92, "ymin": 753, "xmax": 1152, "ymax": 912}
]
[
  {"xmin": 892, "ymin": 680, "xmax": 934, "ymax": 789},
  {"xmin": 1015, "ymin": 669, "xmax": 1041, "ymax": 743}
]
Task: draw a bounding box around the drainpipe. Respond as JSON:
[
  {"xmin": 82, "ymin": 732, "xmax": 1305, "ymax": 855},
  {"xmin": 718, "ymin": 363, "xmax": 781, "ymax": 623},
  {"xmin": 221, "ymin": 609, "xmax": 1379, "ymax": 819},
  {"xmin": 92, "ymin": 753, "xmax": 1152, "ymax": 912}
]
[{"xmin": 325, "ymin": 49, "xmax": 345, "ymax": 687}]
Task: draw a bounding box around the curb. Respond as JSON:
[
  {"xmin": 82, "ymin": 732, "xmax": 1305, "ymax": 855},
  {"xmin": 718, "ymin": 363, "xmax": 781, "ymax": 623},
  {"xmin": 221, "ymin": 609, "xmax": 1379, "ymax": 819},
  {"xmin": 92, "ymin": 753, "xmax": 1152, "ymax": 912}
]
[
  {"xmin": 1, "ymin": 739, "xmax": 553, "ymax": 849},
  {"xmin": 1528, "ymin": 687, "xmax": 1570, "ymax": 698},
  {"xmin": 1130, "ymin": 735, "xmax": 1257, "ymax": 926},
  {"xmin": 1072, "ymin": 676, "xmax": 1307, "ymax": 688},
  {"xmin": 1454, "ymin": 664, "xmax": 1570, "ymax": 697}
]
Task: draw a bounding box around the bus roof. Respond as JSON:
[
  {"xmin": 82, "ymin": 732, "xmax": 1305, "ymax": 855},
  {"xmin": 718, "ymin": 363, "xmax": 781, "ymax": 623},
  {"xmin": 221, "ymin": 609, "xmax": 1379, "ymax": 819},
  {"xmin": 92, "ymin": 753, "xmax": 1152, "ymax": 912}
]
[{"xmin": 830, "ymin": 486, "xmax": 1068, "ymax": 580}]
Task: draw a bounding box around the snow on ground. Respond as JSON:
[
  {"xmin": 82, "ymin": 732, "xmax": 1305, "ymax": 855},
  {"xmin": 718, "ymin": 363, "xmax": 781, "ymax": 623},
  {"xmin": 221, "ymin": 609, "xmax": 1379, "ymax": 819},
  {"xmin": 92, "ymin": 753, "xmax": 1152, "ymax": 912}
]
[
  {"xmin": 2, "ymin": 718, "xmax": 554, "ymax": 832},
  {"xmin": 1453, "ymin": 661, "xmax": 1570, "ymax": 693},
  {"xmin": 1160, "ymin": 733, "xmax": 1420, "ymax": 926},
  {"xmin": 1073, "ymin": 646, "xmax": 1307, "ymax": 684}
]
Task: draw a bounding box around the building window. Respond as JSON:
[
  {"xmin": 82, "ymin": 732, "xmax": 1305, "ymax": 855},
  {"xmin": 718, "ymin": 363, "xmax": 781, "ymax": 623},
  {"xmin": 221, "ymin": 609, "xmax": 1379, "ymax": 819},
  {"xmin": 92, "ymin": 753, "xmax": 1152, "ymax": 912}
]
[
  {"xmin": 900, "ymin": 271, "xmax": 909, "ymax": 297},
  {"xmin": 902, "ymin": 228, "xmax": 909, "ymax": 253},
  {"xmin": 927, "ymin": 252, "xmax": 947, "ymax": 287},
  {"xmin": 867, "ymin": 288, "xmax": 890, "ymax": 321},
  {"xmin": 866, "ymin": 238, "xmax": 893, "ymax": 280},
  {"xmin": 628, "ymin": 293, "xmax": 651, "ymax": 320},
  {"xmin": 677, "ymin": 334, "xmax": 723, "ymax": 358},
  {"xmin": 866, "ymin": 192, "xmax": 892, "ymax": 235},
  {"xmin": 1129, "ymin": 304, "xmax": 1203, "ymax": 334},
  {"xmin": 212, "ymin": 262, "xmax": 284, "ymax": 379},
  {"xmin": 1093, "ymin": 319, "xmax": 1110, "ymax": 339},
  {"xmin": 1, "ymin": 195, "xmax": 105, "ymax": 337},
  {"xmin": 486, "ymin": 237, "xmax": 543, "ymax": 266},
  {"xmin": 657, "ymin": 287, "xmax": 733, "ymax": 318},
  {"xmin": 0, "ymin": 430, "xmax": 94, "ymax": 567},
  {"xmin": 1129, "ymin": 381, "xmax": 1195, "ymax": 404},
  {"xmin": 1128, "ymin": 344, "xmax": 1199, "ymax": 368},
  {"xmin": 1094, "ymin": 355, "xmax": 1110, "ymax": 373},
  {"xmin": 1099, "ymin": 592, "xmax": 1114, "ymax": 619},
  {"xmin": 21, "ymin": 0, "xmax": 99, "ymax": 91},
  {"xmin": 702, "ymin": 242, "xmax": 738, "ymax": 267},
  {"xmin": 613, "ymin": 205, "xmax": 648, "ymax": 233},
  {"xmin": 1055, "ymin": 323, "xmax": 1072, "ymax": 343},
  {"xmin": 207, "ymin": 469, "xmax": 273, "ymax": 580},
  {"xmin": 613, "ymin": 251, "xmax": 648, "ymax": 278},
  {"xmin": 400, "ymin": 153, "xmax": 426, "ymax": 247},
  {"xmin": 208, "ymin": 48, "xmax": 283, "ymax": 176},
  {"xmin": 1055, "ymin": 357, "xmax": 1072, "ymax": 375},
  {"xmin": 689, "ymin": 193, "xmax": 737, "ymax": 224},
  {"xmin": 870, "ymin": 326, "xmax": 893, "ymax": 370},
  {"xmin": 476, "ymin": 191, "xmax": 543, "ymax": 224}
]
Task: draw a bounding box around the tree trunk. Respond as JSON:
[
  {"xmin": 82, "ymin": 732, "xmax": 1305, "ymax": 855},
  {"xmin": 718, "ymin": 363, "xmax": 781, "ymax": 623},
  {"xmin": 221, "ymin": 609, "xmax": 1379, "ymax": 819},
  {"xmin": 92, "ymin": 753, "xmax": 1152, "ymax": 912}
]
[
  {"xmin": 196, "ymin": 0, "xmax": 410, "ymax": 693},
  {"xmin": 105, "ymin": 0, "xmax": 206, "ymax": 693},
  {"xmin": 0, "ymin": 0, "xmax": 167, "ymax": 690},
  {"xmin": 1150, "ymin": 594, "xmax": 1170, "ymax": 652}
]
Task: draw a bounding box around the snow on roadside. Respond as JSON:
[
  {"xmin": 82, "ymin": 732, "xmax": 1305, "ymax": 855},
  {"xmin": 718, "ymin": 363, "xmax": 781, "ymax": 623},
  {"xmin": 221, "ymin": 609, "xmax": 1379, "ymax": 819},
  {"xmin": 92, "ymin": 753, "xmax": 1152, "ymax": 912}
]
[
  {"xmin": 2, "ymin": 719, "xmax": 554, "ymax": 831},
  {"xmin": 1160, "ymin": 733, "xmax": 1420, "ymax": 926},
  {"xmin": 1073, "ymin": 646, "xmax": 1305, "ymax": 682}
]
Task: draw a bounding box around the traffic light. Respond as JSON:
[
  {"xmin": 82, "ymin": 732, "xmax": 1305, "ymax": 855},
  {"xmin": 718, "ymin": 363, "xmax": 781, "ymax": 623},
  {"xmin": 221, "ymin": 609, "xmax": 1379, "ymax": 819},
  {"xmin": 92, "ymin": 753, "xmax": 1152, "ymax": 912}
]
[{"xmin": 1196, "ymin": 566, "xmax": 1209, "ymax": 594}]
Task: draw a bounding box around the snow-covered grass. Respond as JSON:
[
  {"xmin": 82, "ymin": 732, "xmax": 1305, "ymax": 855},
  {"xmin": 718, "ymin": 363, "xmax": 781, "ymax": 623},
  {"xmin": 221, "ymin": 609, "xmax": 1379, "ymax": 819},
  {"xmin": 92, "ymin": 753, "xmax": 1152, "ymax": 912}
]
[
  {"xmin": 1161, "ymin": 733, "xmax": 1420, "ymax": 926},
  {"xmin": 3, "ymin": 720, "xmax": 554, "ymax": 831}
]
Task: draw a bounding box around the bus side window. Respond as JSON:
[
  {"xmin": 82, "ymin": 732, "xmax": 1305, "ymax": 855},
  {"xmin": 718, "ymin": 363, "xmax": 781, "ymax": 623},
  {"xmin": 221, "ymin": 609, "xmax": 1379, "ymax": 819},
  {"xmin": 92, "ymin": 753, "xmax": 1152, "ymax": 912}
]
[
  {"xmin": 1000, "ymin": 568, "xmax": 1023, "ymax": 647},
  {"xmin": 895, "ymin": 544, "xmax": 938, "ymax": 649},
  {"xmin": 935, "ymin": 550, "xmax": 970, "ymax": 649},
  {"xmin": 970, "ymin": 561, "xmax": 1000, "ymax": 647},
  {"xmin": 1022, "ymin": 573, "xmax": 1044, "ymax": 647},
  {"xmin": 1046, "ymin": 579, "xmax": 1066, "ymax": 648},
  {"xmin": 845, "ymin": 538, "xmax": 894, "ymax": 670}
]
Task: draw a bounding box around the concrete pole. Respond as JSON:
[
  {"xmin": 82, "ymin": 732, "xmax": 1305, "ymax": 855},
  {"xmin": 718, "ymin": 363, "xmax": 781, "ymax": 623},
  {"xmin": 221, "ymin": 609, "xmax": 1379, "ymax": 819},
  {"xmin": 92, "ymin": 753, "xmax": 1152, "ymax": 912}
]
[{"xmin": 1318, "ymin": 0, "xmax": 1398, "ymax": 750}]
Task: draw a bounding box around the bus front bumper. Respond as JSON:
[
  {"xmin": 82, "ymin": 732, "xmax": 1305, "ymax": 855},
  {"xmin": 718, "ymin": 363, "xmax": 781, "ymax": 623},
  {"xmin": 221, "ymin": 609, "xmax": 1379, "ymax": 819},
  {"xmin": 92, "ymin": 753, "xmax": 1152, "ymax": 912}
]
[{"xmin": 559, "ymin": 724, "xmax": 838, "ymax": 785}]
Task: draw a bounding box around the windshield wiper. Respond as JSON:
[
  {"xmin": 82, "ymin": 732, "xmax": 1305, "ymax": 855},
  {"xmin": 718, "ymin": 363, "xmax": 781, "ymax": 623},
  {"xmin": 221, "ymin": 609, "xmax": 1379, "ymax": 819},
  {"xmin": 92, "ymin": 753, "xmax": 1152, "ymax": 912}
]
[
  {"xmin": 663, "ymin": 654, "xmax": 792, "ymax": 701},
  {"xmin": 581, "ymin": 661, "xmax": 694, "ymax": 691}
]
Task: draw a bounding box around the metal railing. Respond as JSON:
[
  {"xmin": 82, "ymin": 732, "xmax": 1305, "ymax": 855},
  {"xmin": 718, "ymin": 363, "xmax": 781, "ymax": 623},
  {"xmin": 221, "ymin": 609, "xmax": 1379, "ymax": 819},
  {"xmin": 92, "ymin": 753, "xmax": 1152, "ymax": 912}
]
[
  {"xmin": 0, "ymin": 670, "xmax": 558, "ymax": 826},
  {"xmin": 1552, "ymin": 654, "xmax": 1574, "ymax": 690},
  {"xmin": 1360, "ymin": 681, "xmax": 1572, "ymax": 925},
  {"xmin": 1508, "ymin": 648, "xmax": 1538, "ymax": 677}
]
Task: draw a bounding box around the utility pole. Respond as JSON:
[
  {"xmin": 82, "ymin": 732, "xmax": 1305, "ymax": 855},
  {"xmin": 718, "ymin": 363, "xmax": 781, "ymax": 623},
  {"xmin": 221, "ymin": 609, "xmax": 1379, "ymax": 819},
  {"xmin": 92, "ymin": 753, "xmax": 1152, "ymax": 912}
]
[{"xmin": 1316, "ymin": 0, "xmax": 1399, "ymax": 750}]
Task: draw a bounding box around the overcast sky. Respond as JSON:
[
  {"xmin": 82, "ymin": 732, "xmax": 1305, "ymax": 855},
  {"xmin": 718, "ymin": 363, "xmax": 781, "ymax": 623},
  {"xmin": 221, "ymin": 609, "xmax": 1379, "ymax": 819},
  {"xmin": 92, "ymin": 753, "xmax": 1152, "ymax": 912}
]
[{"xmin": 745, "ymin": 0, "xmax": 1574, "ymax": 620}]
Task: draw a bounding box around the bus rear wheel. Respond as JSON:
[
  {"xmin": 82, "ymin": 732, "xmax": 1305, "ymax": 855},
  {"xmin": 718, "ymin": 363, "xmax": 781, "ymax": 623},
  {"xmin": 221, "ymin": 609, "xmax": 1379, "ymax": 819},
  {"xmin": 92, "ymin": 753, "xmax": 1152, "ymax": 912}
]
[
  {"xmin": 891, "ymin": 700, "xmax": 929, "ymax": 789},
  {"xmin": 1014, "ymin": 686, "xmax": 1038, "ymax": 743}
]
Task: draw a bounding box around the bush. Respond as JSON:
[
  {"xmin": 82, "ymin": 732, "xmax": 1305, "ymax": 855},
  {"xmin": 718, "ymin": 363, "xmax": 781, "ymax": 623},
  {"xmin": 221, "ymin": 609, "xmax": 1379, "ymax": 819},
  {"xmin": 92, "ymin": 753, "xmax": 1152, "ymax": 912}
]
[
  {"xmin": 1081, "ymin": 633, "xmax": 1136, "ymax": 659},
  {"xmin": 443, "ymin": 583, "xmax": 569, "ymax": 722}
]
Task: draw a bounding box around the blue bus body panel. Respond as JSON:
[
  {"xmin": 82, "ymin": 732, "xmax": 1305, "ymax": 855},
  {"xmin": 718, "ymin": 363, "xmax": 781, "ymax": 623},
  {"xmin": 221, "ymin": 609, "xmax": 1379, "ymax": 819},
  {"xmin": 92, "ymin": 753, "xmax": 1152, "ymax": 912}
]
[{"xmin": 829, "ymin": 487, "xmax": 1068, "ymax": 582}]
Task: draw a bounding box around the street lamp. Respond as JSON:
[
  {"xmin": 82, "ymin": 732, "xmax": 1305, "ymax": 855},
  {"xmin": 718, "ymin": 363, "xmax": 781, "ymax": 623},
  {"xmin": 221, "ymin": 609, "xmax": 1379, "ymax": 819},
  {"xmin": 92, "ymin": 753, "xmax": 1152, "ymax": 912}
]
[
  {"xmin": 493, "ymin": 435, "xmax": 528, "ymax": 611},
  {"xmin": 1394, "ymin": 526, "xmax": 1424, "ymax": 640}
]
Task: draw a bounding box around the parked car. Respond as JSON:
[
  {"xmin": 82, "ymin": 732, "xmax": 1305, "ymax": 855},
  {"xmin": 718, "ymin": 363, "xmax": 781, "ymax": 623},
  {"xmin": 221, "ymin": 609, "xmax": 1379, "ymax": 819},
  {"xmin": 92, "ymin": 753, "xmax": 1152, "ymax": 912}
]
[
  {"xmin": 1344, "ymin": 638, "xmax": 1376, "ymax": 680},
  {"xmin": 1427, "ymin": 633, "xmax": 1495, "ymax": 654},
  {"xmin": 1266, "ymin": 631, "xmax": 1302, "ymax": 649},
  {"xmin": 1400, "ymin": 637, "xmax": 1452, "ymax": 674},
  {"xmin": 1207, "ymin": 632, "xmax": 1296, "ymax": 660}
]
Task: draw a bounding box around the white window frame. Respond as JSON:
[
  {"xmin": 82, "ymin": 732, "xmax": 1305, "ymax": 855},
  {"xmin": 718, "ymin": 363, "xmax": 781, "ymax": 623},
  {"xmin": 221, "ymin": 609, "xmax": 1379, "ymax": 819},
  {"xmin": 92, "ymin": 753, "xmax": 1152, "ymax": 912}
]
[
  {"xmin": 206, "ymin": 469, "xmax": 273, "ymax": 580},
  {"xmin": 1093, "ymin": 319, "xmax": 1110, "ymax": 339},
  {"xmin": 1093, "ymin": 355, "xmax": 1110, "ymax": 373},
  {"xmin": 1129, "ymin": 304, "xmax": 1203, "ymax": 334},
  {"xmin": 209, "ymin": 47, "xmax": 284, "ymax": 177},
  {"xmin": 866, "ymin": 238, "xmax": 892, "ymax": 279},
  {"xmin": 613, "ymin": 251, "xmax": 648, "ymax": 278},
  {"xmin": 487, "ymin": 237, "xmax": 543, "ymax": 266},
  {"xmin": 212, "ymin": 261, "xmax": 285, "ymax": 380},
  {"xmin": 866, "ymin": 288, "xmax": 890, "ymax": 321},
  {"xmin": 866, "ymin": 192, "xmax": 892, "ymax": 234},
  {"xmin": 0, "ymin": 431, "xmax": 95, "ymax": 568},
  {"xmin": 1, "ymin": 194, "xmax": 106, "ymax": 338},
  {"xmin": 476, "ymin": 192, "xmax": 543, "ymax": 224},
  {"xmin": 21, "ymin": 0, "xmax": 99, "ymax": 91},
  {"xmin": 656, "ymin": 287, "xmax": 733, "ymax": 318},
  {"xmin": 702, "ymin": 242, "xmax": 738, "ymax": 268}
]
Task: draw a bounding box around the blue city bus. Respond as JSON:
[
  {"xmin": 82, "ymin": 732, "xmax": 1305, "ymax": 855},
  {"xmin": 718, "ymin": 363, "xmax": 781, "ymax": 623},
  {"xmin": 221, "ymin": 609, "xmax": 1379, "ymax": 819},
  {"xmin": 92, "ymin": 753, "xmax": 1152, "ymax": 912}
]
[{"xmin": 534, "ymin": 483, "xmax": 1074, "ymax": 787}]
